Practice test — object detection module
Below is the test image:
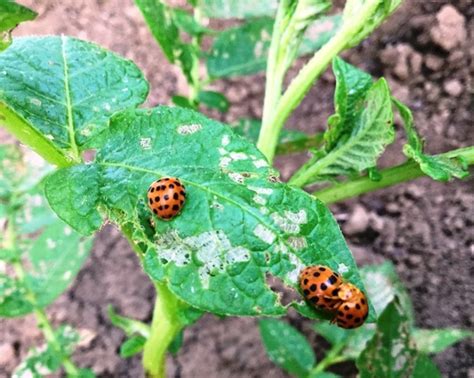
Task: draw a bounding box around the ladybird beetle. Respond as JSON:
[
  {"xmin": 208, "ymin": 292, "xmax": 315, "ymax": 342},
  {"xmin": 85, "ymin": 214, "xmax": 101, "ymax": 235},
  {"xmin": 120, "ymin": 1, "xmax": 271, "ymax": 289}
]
[
  {"xmin": 299, "ymin": 265, "xmax": 343, "ymax": 311},
  {"xmin": 332, "ymin": 283, "xmax": 369, "ymax": 329},
  {"xmin": 147, "ymin": 177, "xmax": 186, "ymax": 220},
  {"xmin": 299, "ymin": 265, "xmax": 368, "ymax": 329}
]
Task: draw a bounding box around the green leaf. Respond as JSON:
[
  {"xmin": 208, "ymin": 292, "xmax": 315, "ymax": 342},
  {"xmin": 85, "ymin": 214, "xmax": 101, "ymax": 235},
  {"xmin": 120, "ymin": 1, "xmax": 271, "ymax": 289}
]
[
  {"xmin": 207, "ymin": 18, "xmax": 273, "ymax": 78},
  {"xmin": 313, "ymin": 322, "xmax": 348, "ymax": 345},
  {"xmin": 360, "ymin": 261, "xmax": 414, "ymax": 324},
  {"xmin": 291, "ymin": 73, "xmax": 394, "ymax": 186},
  {"xmin": 308, "ymin": 372, "xmax": 341, "ymax": 378},
  {"xmin": 120, "ymin": 335, "xmax": 147, "ymax": 358},
  {"xmin": 259, "ymin": 319, "xmax": 315, "ymax": 377},
  {"xmin": 107, "ymin": 305, "xmax": 150, "ymax": 338},
  {"xmin": 46, "ymin": 106, "xmax": 370, "ymax": 317},
  {"xmin": 12, "ymin": 325, "xmax": 80, "ymax": 378},
  {"xmin": 202, "ymin": 0, "xmax": 278, "ymax": 19},
  {"xmin": 0, "ymin": 274, "xmax": 32, "ymax": 317},
  {"xmin": 357, "ymin": 297, "xmax": 417, "ymax": 378},
  {"xmin": 24, "ymin": 219, "xmax": 93, "ymax": 309},
  {"xmin": 344, "ymin": 0, "xmax": 403, "ymax": 48},
  {"xmin": 412, "ymin": 328, "xmax": 473, "ymax": 354},
  {"xmin": 168, "ymin": 329, "xmax": 184, "ymax": 355},
  {"xmin": 207, "ymin": 15, "xmax": 340, "ymax": 78},
  {"xmin": 0, "ymin": 0, "xmax": 37, "ymax": 51},
  {"xmin": 172, "ymin": 95, "xmax": 195, "ymax": 109},
  {"xmin": 0, "ymin": 36, "xmax": 149, "ymax": 166},
  {"xmin": 44, "ymin": 165, "xmax": 103, "ymax": 235},
  {"xmin": 394, "ymin": 99, "xmax": 469, "ymax": 181},
  {"xmin": 198, "ymin": 90, "xmax": 230, "ymax": 112},
  {"xmin": 172, "ymin": 9, "xmax": 212, "ymax": 36},
  {"xmin": 134, "ymin": 0, "xmax": 197, "ymax": 84},
  {"xmin": 412, "ymin": 354, "xmax": 442, "ymax": 378},
  {"xmin": 324, "ymin": 57, "xmax": 373, "ymax": 151}
]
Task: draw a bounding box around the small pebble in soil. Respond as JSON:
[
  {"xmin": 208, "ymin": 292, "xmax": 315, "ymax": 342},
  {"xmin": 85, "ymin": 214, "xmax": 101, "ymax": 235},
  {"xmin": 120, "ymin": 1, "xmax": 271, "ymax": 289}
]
[{"xmin": 429, "ymin": 5, "xmax": 467, "ymax": 51}]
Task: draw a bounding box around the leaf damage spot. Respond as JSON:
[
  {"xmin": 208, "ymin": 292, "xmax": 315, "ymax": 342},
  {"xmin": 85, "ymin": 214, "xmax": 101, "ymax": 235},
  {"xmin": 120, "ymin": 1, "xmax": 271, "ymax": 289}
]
[
  {"xmin": 287, "ymin": 236, "xmax": 307, "ymax": 250},
  {"xmin": 177, "ymin": 124, "xmax": 202, "ymax": 135},
  {"xmin": 337, "ymin": 263, "xmax": 349, "ymax": 274},
  {"xmin": 228, "ymin": 172, "xmax": 245, "ymax": 184},
  {"xmin": 253, "ymin": 224, "xmax": 276, "ymax": 244},
  {"xmin": 253, "ymin": 159, "xmax": 268, "ymax": 168},
  {"xmin": 221, "ymin": 134, "xmax": 230, "ymax": 146},
  {"xmin": 29, "ymin": 98, "xmax": 42, "ymax": 106},
  {"xmin": 139, "ymin": 137, "xmax": 152, "ymax": 150}
]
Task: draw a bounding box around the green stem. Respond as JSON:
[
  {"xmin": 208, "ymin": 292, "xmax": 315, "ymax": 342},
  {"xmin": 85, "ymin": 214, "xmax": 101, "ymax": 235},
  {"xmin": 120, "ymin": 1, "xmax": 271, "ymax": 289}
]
[
  {"xmin": 142, "ymin": 283, "xmax": 183, "ymax": 378},
  {"xmin": 257, "ymin": 0, "xmax": 291, "ymax": 159},
  {"xmin": 257, "ymin": 0, "xmax": 381, "ymax": 163},
  {"xmin": 188, "ymin": 1, "xmax": 203, "ymax": 104},
  {"xmin": 6, "ymin": 208, "xmax": 80, "ymax": 376},
  {"xmin": 309, "ymin": 342, "xmax": 348, "ymax": 375},
  {"xmin": 314, "ymin": 146, "xmax": 474, "ymax": 204}
]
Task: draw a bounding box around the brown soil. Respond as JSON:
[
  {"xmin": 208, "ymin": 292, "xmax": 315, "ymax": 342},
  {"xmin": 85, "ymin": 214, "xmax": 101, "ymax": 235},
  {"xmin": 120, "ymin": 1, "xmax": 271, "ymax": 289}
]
[{"xmin": 1, "ymin": 1, "xmax": 472, "ymax": 377}]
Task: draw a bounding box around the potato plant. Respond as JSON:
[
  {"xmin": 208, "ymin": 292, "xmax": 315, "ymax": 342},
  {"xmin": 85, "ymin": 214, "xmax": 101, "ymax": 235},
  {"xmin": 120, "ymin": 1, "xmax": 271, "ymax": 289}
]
[{"xmin": 0, "ymin": 0, "xmax": 472, "ymax": 377}]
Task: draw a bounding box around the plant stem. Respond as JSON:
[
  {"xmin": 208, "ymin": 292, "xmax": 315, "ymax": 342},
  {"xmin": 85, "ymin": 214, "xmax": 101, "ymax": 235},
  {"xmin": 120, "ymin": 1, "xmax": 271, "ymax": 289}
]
[
  {"xmin": 257, "ymin": 0, "xmax": 381, "ymax": 163},
  {"xmin": 6, "ymin": 208, "xmax": 80, "ymax": 376},
  {"xmin": 142, "ymin": 283, "xmax": 183, "ymax": 378},
  {"xmin": 257, "ymin": 0, "xmax": 291, "ymax": 160},
  {"xmin": 314, "ymin": 146, "xmax": 474, "ymax": 204},
  {"xmin": 309, "ymin": 342, "xmax": 348, "ymax": 375},
  {"xmin": 188, "ymin": 1, "xmax": 204, "ymax": 105}
]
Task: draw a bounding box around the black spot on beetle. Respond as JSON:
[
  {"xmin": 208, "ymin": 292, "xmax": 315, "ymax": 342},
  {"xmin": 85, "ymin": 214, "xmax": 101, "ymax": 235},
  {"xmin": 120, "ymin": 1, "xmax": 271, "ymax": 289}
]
[
  {"xmin": 356, "ymin": 304, "xmax": 361, "ymax": 310},
  {"xmin": 164, "ymin": 205, "xmax": 170, "ymax": 209},
  {"xmin": 328, "ymin": 275, "xmax": 337, "ymax": 284},
  {"xmin": 361, "ymin": 298, "xmax": 366, "ymax": 305},
  {"xmin": 164, "ymin": 194, "xmax": 169, "ymax": 200},
  {"xmin": 153, "ymin": 209, "xmax": 157, "ymax": 214},
  {"xmin": 313, "ymin": 272, "xmax": 320, "ymax": 277},
  {"xmin": 173, "ymin": 193, "xmax": 179, "ymax": 200},
  {"xmin": 303, "ymin": 279, "xmax": 308, "ymax": 285},
  {"xmin": 355, "ymin": 317, "xmax": 361, "ymax": 323},
  {"xmin": 160, "ymin": 185, "xmax": 166, "ymax": 190},
  {"xmin": 319, "ymin": 267, "xmax": 326, "ymax": 272},
  {"xmin": 310, "ymin": 297, "xmax": 319, "ymax": 304},
  {"xmin": 150, "ymin": 187, "xmax": 155, "ymax": 192},
  {"xmin": 338, "ymin": 311, "xmax": 344, "ymax": 317},
  {"xmin": 346, "ymin": 314, "xmax": 353, "ymax": 320},
  {"xmin": 155, "ymin": 196, "xmax": 160, "ymax": 202},
  {"xmin": 320, "ymin": 283, "xmax": 327, "ymax": 290},
  {"xmin": 310, "ymin": 284, "xmax": 317, "ymax": 292},
  {"xmin": 324, "ymin": 297, "xmax": 332, "ymax": 303},
  {"xmin": 180, "ymin": 190, "xmax": 186, "ymax": 196},
  {"xmin": 158, "ymin": 206, "xmax": 163, "ymax": 211},
  {"xmin": 175, "ymin": 181, "xmax": 181, "ymax": 187},
  {"xmin": 149, "ymin": 198, "xmax": 153, "ymax": 204},
  {"xmin": 172, "ymin": 205, "xmax": 179, "ymax": 211},
  {"xmin": 332, "ymin": 288, "xmax": 339, "ymax": 296},
  {"xmin": 169, "ymin": 184, "xmax": 175, "ymax": 189},
  {"xmin": 304, "ymin": 289, "xmax": 310, "ymax": 296},
  {"xmin": 344, "ymin": 305, "xmax": 349, "ymax": 310}
]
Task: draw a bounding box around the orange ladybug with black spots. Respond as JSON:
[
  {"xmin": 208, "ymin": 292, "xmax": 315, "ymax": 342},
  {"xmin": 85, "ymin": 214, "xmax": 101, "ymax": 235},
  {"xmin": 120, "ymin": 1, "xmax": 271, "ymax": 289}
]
[
  {"xmin": 147, "ymin": 177, "xmax": 186, "ymax": 220},
  {"xmin": 299, "ymin": 265, "xmax": 369, "ymax": 329}
]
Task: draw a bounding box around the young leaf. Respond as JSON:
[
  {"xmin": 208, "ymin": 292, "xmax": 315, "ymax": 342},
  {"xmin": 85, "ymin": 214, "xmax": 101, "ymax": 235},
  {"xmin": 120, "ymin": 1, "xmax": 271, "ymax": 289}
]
[
  {"xmin": 259, "ymin": 319, "xmax": 315, "ymax": 377},
  {"xmin": 0, "ymin": 274, "xmax": 32, "ymax": 317},
  {"xmin": 412, "ymin": 329, "xmax": 473, "ymax": 354},
  {"xmin": 360, "ymin": 261, "xmax": 414, "ymax": 324},
  {"xmin": 0, "ymin": 36, "xmax": 149, "ymax": 165},
  {"xmin": 0, "ymin": 0, "xmax": 37, "ymax": 51},
  {"xmin": 357, "ymin": 297, "xmax": 417, "ymax": 377},
  {"xmin": 107, "ymin": 305, "xmax": 151, "ymax": 338},
  {"xmin": 202, "ymin": 0, "xmax": 278, "ymax": 19},
  {"xmin": 120, "ymin": 335, "xmax": 147, "ymax": 358},
  {"xmin": 46, "ymin": 106, "xmax": 371, "ymax": 318},
  {"xmin": 412, "ymin": 354, "xmax": 442, "ymax": 378},
  {"xmin": 291, "ymin": 76, "xmax": 394, "ymax": 186},
  {"xmin": 134, "ymin": 0, "xmax": 198, "ymax": 84},
  {"xmin": 168, "ymin": 329, "xmax": 184, "ymax": 355},
  {"xmin": 172, "ymin": 95, "xmax": 195, "ymax": 109},
  {"xmin": 308, "ymin": 372, "xmax": 341, "ymax": 378},
  {"xmin": 207, "ymin": 15, "xmax": 341, "ymax": 78},
  {"xmin": 393, "ymin": 99, "xmax": 469, "ymax": 181},
  {"xmin": 12, "ymin": 325, "xmax": 80, "ymax": 378},
  {"xmin": 25, "ymin": 219, "xmax": 93, "ymax": 309},
  {"xmin": 172, "ymin": 9, "xmax": 212, "ymax": 36},
  {"xmin": 197, "ymin": 90, "xmax": 230, "ymax": 112},
  {"xmin": 344, "ymin": 0, "xmax": 403, "ymax": 48}
]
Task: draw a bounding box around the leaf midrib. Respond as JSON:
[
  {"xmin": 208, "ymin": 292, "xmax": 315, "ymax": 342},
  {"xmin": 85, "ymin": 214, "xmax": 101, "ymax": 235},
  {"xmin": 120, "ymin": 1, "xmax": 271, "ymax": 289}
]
[{"xmin": 60, "ymin": 35, "xmax": 80, "ymax": 159}]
